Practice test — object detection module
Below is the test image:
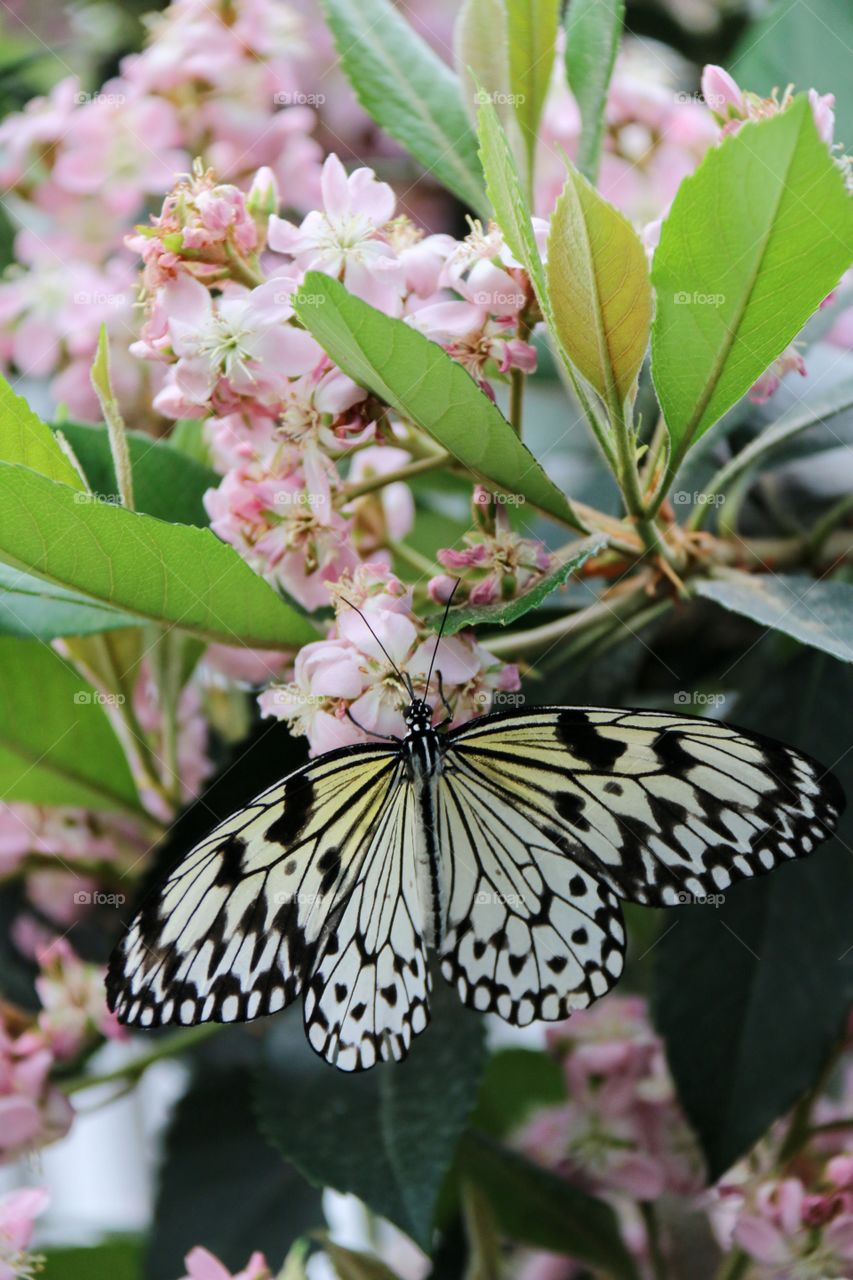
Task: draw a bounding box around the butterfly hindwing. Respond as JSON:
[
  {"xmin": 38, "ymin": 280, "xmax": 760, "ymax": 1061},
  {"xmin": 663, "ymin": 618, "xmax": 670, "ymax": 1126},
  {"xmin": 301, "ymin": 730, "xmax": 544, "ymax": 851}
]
[
  {"xmin": 445, "ymin": 707, "xmax": 845, "ymax": 907},
  {"xmin": 436, "ymin": 758, "xmax": 626, "ymax": 1024},
  {"xmin": 107, "ymin": 743, "xmax": 411, "ymax": 1046}
]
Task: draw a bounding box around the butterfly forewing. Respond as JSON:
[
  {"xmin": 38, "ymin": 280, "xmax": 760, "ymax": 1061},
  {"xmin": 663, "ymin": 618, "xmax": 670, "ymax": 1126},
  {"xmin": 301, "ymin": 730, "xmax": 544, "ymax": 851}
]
[
  {"xmin": 445, "ymin": 707, "xmax": 845, "ymax": 906},
  {"xmin": 107, "ymin": 742, "xmax": 403, "ymax": 1037}
]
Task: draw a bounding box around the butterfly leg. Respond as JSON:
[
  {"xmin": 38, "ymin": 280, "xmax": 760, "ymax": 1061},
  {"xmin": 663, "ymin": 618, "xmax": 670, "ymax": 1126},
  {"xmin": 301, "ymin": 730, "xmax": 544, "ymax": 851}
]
[
  {"xmin": 345, "ymin": 707, "xmax": 401, "ymax": 743},
  {"xmin": 436, "ymin": 671, "xmax": 454, "ymax": 725}
]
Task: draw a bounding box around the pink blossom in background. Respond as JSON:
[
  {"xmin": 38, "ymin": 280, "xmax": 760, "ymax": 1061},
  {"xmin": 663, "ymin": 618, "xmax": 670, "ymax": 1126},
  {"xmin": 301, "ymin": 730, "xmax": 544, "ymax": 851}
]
[
  {"xmin": 180, "ymin": 1246, "xmax": 271, "ymax": 1280},
  {"xmin": 0, "ymin": 1023, "xmax": 74, "ymax": 1162},
  {"xmin": 517, "ymin": 997, "xmax": 704, "ymax": 1202},
  {"xmin": 34, "ymin": 938, "xmax": 126, "ymax": 1060},
  {"xmin": 260, "ymin": 564, "xmax": 520, "ymax": 753},
  {"xmin": 429, "ymin": 490, "xmax": 552, "ymax": 607},
  {"xmin": 0, "ymin": 1186, "xmax": 48, "ymax": 1280},
  {"xmin": 132, "ymin": 660, "xmax": 213, "ymax": 813},
  {"xmin": 347, "ymin": 445, "xmax": 416, "ymax": 556}
]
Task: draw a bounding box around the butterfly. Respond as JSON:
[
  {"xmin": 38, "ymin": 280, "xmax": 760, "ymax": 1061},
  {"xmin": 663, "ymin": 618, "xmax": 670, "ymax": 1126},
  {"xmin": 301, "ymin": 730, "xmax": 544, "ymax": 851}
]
[{"xmin": 107, "ymin": 602, "xmax": 845, "ymax": 1072}]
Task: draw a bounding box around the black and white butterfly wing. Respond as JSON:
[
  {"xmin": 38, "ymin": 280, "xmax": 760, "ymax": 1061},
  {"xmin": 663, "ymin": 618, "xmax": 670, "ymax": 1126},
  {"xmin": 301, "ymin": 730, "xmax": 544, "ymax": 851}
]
[
  {"xmin": 436, "ymin": 759, "xmax": 626, "ymax": 1024},
  {"xmin": 107, "ymin": 743, "xmax": 430, "ymax": 1070},
  {"xmin": 443, "ymin": 707, "xmax": 845, "ymax": 909}
]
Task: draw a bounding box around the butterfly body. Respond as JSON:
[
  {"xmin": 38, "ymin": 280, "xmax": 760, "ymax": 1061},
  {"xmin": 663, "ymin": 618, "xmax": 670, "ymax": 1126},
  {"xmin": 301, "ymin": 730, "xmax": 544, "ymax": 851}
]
[{"xmin": 108, "ymin": 701, "xmax": 844, "ymax": 1072}]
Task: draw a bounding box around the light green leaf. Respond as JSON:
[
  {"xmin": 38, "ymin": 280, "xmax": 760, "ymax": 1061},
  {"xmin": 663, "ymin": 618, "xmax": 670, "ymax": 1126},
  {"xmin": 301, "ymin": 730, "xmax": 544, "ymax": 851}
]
[
  {"xmin": 43, "ymin": 1241, "xmax": 142, "ymax": 1280},
  {"xmin": 651, "ymin": 98, "xmax": 853, "ymax": 469},
  {"xmin": 0, "ymin": 564, "xmax": 137, "ymax": 639},
  {"xmin": 0, "ymin": 374, "xmax": 85, "ymax": 489},
  {"xmin": 56, "ymin": 421, "xmax": 218, "ymax": 527},
  {"xmin": 506, "ymin": 0, "xmax": 560, "ymax": 189},
  {"xmin": 90, "ymin": 323, "xmax": 134, "ymax": 510},
  {"xmin": 0, "ymin": 463, "xmax": 319, "ymax": 649},
  {"xmin": 548, "ymin": 163, "xmax": 651, "ymax": 412},
  {"xmin": 432, "ymin": 534, "xmax": 606, "ymax": 635},
  {"xmin": 696, "ymin": 573, "xmax": 853, "ymax": 664},
  {"xmin": 320, "ymin": 0, "xmax": 487, "ymax": 214},
  {"xmin": 321, "ymin": 1242, "xmax": 402, "ymax": 1280},
  {"xmin": 454, "ymin": 0, "xmax": 510, "ymax": 125},
  {"xmin": 295, "ymin": 274, "xmax": 580, "ymax": 528},
  {"xmin": 477, "ymin": 94, "xmax": 548, "ymax": 303},
  {"xmin": 0, "ymin": 636, "xmax": 141, "ymax": 812},
  {"xmin": 564, "ymin": 0, "xmax": 625, "ymax": 182}
]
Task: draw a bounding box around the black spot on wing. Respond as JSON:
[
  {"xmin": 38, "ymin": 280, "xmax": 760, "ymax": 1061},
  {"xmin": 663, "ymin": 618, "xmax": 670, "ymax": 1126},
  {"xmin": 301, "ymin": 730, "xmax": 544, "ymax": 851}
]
[
  {"xmin": 557, "ymin": 710, "xmax": 627, "ymax": 770},
  {"xmin": 213, "ymin": 835, "xmax": 247, "ymax": 887},
  {"xmin": 265, "ymin": 773, "xmax": 314, "ymax": 847}
]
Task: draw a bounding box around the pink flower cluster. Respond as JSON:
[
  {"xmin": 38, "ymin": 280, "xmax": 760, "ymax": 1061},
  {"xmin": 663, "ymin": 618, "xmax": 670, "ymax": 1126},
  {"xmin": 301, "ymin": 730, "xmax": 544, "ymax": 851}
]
[
  {"xmin": 0, "ymin": 1187, "xmax": 48, "ymax": 1280},
  {"xmin": 518, "ymin": 997, "xmax": 704, "ymax": 1203},
  {"xmin": 429, "ymin": 487, "xmax": 552, "ymax": 607},
  {"xmin": 180, "ymin": 1246, "xmax": 270, "ymax": 1280},
  {"xmin": 259, "ymin": 564, "xmax": 520, "ymax": 754},
  {"xmin": 0, "ymin": 0, "xmax": 322, "ymax": 421}
]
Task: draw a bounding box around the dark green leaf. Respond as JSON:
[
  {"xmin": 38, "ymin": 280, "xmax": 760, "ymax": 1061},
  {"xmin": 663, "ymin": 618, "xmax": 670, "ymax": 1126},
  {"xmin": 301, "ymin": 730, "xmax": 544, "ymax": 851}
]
[
  {"xmin": 295, "ymin": 275, "xmax": 579, "ymax": 528},
  {"xmin": 0, "ymin": 636, "xmax": 141, "ymax": 812},
  {"xmin": 457, "ymin": 1132, "xmax": 640, "ymax": 1279},
  {"xmin": 320, "ymin": 0, "xmax": 486, "ymax": 213},
  {"xmin": 564, "ymin": 0, "xmax": 625, "ymax": 181},
  {"xmin": 0, "ymin": 563, "xmax": 137, "ymax": 639},
  {"xmin": 255, "ymin": 983, "xmax": 487, "ymax": 1249},
  {"xmin": 653, "ymin": 652, "xmax": 853, "ymax": 1179},
  {"xmin": 55, "ymin": 422, "xmax": 219, "ymax": 527},
  {"xmin": 431, "ymin": 535, "xmax": 606, "ymax": 635},
  {"xmin": 472, "ymin": 1047, "xmax": 566, "ymax": 1139},
  {"xmin": 147, "ymin": 1067, "xmax": 323, "ymax": 1280},
  {"xmin": 696, "ymin": 574, "xmax": 853, "ymax": 664}
]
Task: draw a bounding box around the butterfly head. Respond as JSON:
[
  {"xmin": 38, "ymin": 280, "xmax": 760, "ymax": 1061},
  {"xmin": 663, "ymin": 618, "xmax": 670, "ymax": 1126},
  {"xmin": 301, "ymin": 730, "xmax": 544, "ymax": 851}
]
[{"xmin": 404, "ymin": 697, "xmax": 434, "ymax": 736}]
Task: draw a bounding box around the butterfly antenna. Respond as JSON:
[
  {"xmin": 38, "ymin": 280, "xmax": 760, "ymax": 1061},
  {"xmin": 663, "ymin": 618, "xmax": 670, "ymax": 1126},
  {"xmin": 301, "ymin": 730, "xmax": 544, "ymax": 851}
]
[
  {"xmin": 338, "ymin": 596, "xmax": 414, "ymax": 699},
  {"xmin": 425, "ymin": 578, "xmax": 461, "ymax": 694}
]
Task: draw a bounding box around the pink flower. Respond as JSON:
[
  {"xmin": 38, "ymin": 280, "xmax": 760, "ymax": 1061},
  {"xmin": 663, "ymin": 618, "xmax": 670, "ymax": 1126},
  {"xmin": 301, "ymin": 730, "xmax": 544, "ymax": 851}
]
[
  {"xmin": 268, "ymin": 154, "xmax": 406, "ymax": 313},
  {"xmin": 700, "ymin": 66, "xmax": 837, "ymax": 147},
  {"xmin": 35, "ymin": 938, "xmax": 126, "ymax": 1061},
  {"xmin": 181, "ymin": 1246, "xmax": 270, "ymax": 1280},
  {"xmin": 749, "ymin": 345, "xmax": 806, "ymax": 404},
  {"xmin": 347, "ymin": 445, "xmax": 416, "ymax": 554},
  {"xmin": 0, "ymin": 1186, "xmax": 48, "ymax": 1280},
  {"xmin": 701, "ymin": 65, "xmax": 744, "ymax": 120},
  {"xmin": 0, "ymin": 1024, "xmax": 74, "ymax": 1162},
  {"xmin": 429, "ymin": 493, "xmax": 551, "ymax": 606},
  {"xmin": 260, "ymin": 564, "xmax": 520, "ymax": 752},
  {"xmin": 727, "ymin": 1172, "xmax": 853, "ymax": 1275}
]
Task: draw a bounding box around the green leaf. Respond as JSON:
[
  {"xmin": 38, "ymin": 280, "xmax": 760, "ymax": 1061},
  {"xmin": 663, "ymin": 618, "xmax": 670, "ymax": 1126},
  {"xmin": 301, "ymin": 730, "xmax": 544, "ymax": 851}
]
[
  {"xmin": 256, "ymin": 983, "xmax": 487, "ymax": 1249},
  {"xmin": 547, "ymin": 164, "xmax": 652, "ymax": 411},
  {"xmin": 472, "ymin": 1047, "xmax": 566, "ymax": 1139},
  {"xmin": 320, "ymin": 0, "xmax": 487, "ymax": 214},
  {"xmin": 651, "ymin": 98, "xmax": 853, "ymax": 469},
  {"xmin": 0, "ymin": 636, "xmax": 141, "ymax": 811},
  {"xmin": 0, "ymin": 563, "xmax": 137, "ymax": 639},
  {"xmin": 731, "ymin": 0, "xmax": 853, "ymax": 149},
  {"xmin": 564, "ymin": 0, "xmax": 625, "ymax": 182},
  {"xmin": 458, "ymin": 1132, "xmax": 640, "ymax": 1279},
  {"xmin": 295, "ymin": 274, "xmax": 579, "ymax": 528},
  {"xmin": 0, "ymin": 374, "xmax": 85, "ymax": 489},
  {"xmin": 321, "ymin": 1241, "xmax": 403, "ymax": 1280},
  {"xmin": 454, "ymin": 0, "xmax": 510, "ymax": 125},
  {"xmin": 90, "ymin": 323, "xmax": 135, "ymax": 510},
  {"xmin": 56, "ymin": 422, "xmax": 219, "ymax": 527},
  {"xmin": 653, "ymin": 651, "xmax": 853, "ymax": 1179},
  {"xmin": 0, "ymin": 463, "xmax": 319, "ymax": 649},
  {"xmin": 432, "ymin": 534, "xmax": 606, "ymax": 635},
  {"xmin": 696, "ymin": 573, "xmax": 853, "ymax": 664},
  {"xmin": 148, "ymin": 1067, "xmax": 323, "ymax": 1280},
  {"xmin": 506, "ymin": 0, "xmax": 560, "ymax": 188},
  {"xmin": 477, "ymin": 95, "xmax": 548, "ymax": 304},
  {"xmin": 44, "ymin": 1240, "xmax": 142, "ymax": 1280}
]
